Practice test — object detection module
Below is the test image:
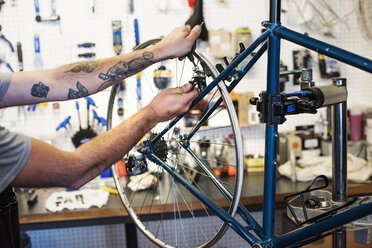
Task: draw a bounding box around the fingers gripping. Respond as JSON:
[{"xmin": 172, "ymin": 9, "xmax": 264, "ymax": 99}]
[{"xmin": 187, "ymin": 25, "xmax": 202, "ymax": 41}]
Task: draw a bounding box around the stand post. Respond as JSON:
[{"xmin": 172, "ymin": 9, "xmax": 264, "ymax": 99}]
[{"xmin": 331, "ymin": 78, "xmax": 347, "ymax": 248}]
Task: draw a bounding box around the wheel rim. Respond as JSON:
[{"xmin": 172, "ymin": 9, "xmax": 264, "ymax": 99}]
[{"xmin": 107, "ymin": 39, "xmax": 244, "ymax": 247}]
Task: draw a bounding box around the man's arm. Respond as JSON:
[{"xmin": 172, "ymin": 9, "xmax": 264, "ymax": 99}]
[
  {"xmin": 11, "ymin": 83, "xmax": 198, "ymax": 189},
  {"xmin": 0, "ymin": 25, "xmax": 201, "ymax": 108}
]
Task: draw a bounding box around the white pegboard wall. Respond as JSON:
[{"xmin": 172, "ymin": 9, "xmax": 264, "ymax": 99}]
[
  {"xmin": 26, "ymin": 224, "xmax": 126, "ymax": 248},
  {"xmin": 0, "ymin": 1, "xmax": 370, "ymax": 151}
]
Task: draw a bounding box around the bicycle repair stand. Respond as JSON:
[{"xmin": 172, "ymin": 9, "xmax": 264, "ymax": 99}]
[{"xmin": 252, "ymin": 71, "xmax": 371, "ymax": 247}]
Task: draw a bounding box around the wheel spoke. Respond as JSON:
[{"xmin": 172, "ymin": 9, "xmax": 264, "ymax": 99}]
[{"xmin": 107, "ymin": 39, "xmax": 243, "ymax": 247}]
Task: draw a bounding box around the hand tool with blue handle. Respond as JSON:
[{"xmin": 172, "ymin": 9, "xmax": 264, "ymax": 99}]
[
  {"xmin": 112, "ymin": 20, "xmax": 123, "ymax": 56},
  {"xmin": 72, "ymin": 101, "xmax": 97, "ymax": 148},
  {"xmin": 92, "ymin": 109, "xmax": 99, "ymax": 123},
  {"xmin": 134, "ymin": 18, "xmax": 142, "ymax": 110},
  {"xmin": 56, "ymin": 116, "xmax": 72, "ymax": 131},
  {"xmin": 35, "ymin": 0, "xmax": 60, "ymax": 22},
  {"xmin": 75, "ymin": 101, "xmax": 82, "ymax": 130},
  {"xmin": 77, "ymin": 42, "xmax": 95, "ymax": 48},
  {"xmin": 112, "ymin": 20, "xmax": 126, "ymax": 115},
  {"xmin": 33, "ymin": 34, "xmax": 43, "ymax": 70},
  {"xmin": 85, "ymin": 96, "xmax": 96, "ymax": 129},
  {"xmin": 97, "ymin": 116, "xmax": 107, "ymax": 133}
]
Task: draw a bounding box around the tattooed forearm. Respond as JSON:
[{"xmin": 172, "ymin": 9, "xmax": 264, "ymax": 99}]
[
  {"xmin": 31, "ymin": 82, "xmax": 49, "ymax": 98},
  {"xmin": 97, "ymin": 52, "xmax": 154, "ymax": 90},
  {"xmin": 68, "ymin": 81, "xmax": 89, "ymax": 99},
  {"xmin": 64, "ymin": 62, "xmax": 98, "ymax": 73}
]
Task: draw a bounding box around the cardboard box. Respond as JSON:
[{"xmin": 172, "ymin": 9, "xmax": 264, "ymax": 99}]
[
  {"xmin": 236, "ymin": 92, "xmax": 254, "ymax": 126},
  {"xmin": 209, "ymin": 29, "xmax": 233, "ymax": 58}
]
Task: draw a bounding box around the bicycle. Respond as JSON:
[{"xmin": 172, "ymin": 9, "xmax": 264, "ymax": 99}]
[{"xmin": 106, "ymin": 0, "xmax": 372, "ymax": 247}]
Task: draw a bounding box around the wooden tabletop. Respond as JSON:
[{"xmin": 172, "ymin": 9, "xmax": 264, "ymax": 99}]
[{"xmin": 17, "ymin": 172, "xmax": 372, "ymax": 229}]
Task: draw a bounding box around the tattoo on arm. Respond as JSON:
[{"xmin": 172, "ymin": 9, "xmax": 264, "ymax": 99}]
[
  {"xmin": 31, "ymin": 82, "xmax": 49, "ymax": 98},
  {"xmin": 64, "ymin": 62, "xmax": 98, "ymax": 73},
  {"xmin": 97, "ymin": 52, "xmax": 154, "ymax": 91},
  {"xmin": 68, "ymin": 81, "xmax": 89, "ymax": 99}
]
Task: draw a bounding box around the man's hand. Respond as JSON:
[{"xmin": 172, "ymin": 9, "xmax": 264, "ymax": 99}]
[
  {"xmin": 153, "ymin": 25, "xmax": 202, "ymax": 60},
  {"xmin": 145, "ymin": 83, "xmax": 198, "ymax": 123}
]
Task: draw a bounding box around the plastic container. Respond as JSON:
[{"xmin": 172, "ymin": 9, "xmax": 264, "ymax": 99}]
[{"xmin": 349, "ymin": 108, "xmax": 363, "ymax": 141}]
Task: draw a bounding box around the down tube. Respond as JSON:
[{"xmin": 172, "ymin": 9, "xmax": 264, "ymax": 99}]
[{"xmin": 263, "ymin": 27, "xmax": 280, "ymax": 240}]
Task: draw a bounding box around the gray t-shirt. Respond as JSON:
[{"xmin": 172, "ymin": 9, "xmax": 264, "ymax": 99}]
[{"xmin": 0, "ymin": 72, "xmax": 31, "ymax": 193}]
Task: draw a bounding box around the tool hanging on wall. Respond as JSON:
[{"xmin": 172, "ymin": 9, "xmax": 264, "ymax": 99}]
[
  {"xmin": 16, "ymin": 41, "xmax": 26, "ymax": 120},
  {"xmin": 33, "ymin": 33, "xmax": 43, "ymax": 70},
  {"xmin": 0, "ymin": 25, "xmax": 15, "ymax": 72},
  {"xmin": 71, "ymin": 100, "xmax": 97, "ymax": 148},
  {"xmin": 77, "ymin": 42, "xmax": 95, "ymax": 48},
  {"xmin": 92, "ymin": 109, "xmax": 107, "ymax": 134},
  {"xmin": 112, "ymin": 20, "xmax": 126, "ymax": 117},
  {"xmin": 112, "ymin": 20, "xmax": 123, "ymax": 55},
  {"xmin": 75, "ymin": 101, "xmax": 82, "ymax": 130},
  {"xmin": 56, "ymin": 115, "xmax": 72, "ymax": 136},
  {"xmin": 134, "ymin": 18, "xmax": 142, "ymax": 110},
  {"xmin": 78, "ymin": 52, "xmax": 96, "ymax": 58},
  {"xmin": 16, "ymin": 42, "xmax": 23, "ymax": 71},
  {"xmin": 128, "ymin": 0, "xmax": 134, "ymax": 14},
  {"xmin": 0, "ymin": 29, "xmax": 15, "ymax": 53},
  {"xmin": 317, "ymin": 54, "xmax": 340, "ymax": 79},
  {"xmin": 117, "ymin": 82, "xmax": 125, "ymax": 117},
  {"xmin": 153, "ymin": 64, "xmax": 172, "ymax": 90},
  {"xmin": 77, "ymin": 42, "xmax": 96, "ymax": 59},
  {"xmin": 34, "ymin": 0, "xmax": 61, "ymax": 22},
  {"xmin": 85, "ymin": 96, "xmax": 96, "ymax": 129}
]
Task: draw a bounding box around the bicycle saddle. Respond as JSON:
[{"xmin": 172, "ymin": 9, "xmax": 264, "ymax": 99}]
[{"xmin": 185, "ymin": 0, "xmax": 208, "ymax": 41}]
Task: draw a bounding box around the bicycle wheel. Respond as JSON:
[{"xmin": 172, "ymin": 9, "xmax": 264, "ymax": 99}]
[{"xmin": 107, "ymin": 39, "xmax": 244, "ymax": 247}]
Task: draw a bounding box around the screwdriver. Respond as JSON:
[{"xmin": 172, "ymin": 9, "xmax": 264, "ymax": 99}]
[
  {"xmin": 134, "ymin": 18, "xmax": 142, "ymax": 110},
  {"xmin": 16, "ymin": 42, "xmax": 23, "ymax": 71},
  {"xmin": 78, "ymin": 52, "xmax": 96, "ymax": 58},
  {"xmin": 75, "ymin": 101, "xmax": 82, "ymax": 130},
  {"xmin": 85, "ymin": 96, "xmax": 96, "ymax": 129},
  {"xmin": 77, "ymin": 42, "xmax": 95, "ymax": 48},
  {"xmin": 186, "ymin": 22, "xmax": 204, "ymax": 67}
]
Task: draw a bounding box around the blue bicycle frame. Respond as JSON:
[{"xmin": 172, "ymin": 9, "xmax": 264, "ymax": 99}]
[{"xmin": 146, "ymin": 1, "xmax": 372, "ymax": 247}]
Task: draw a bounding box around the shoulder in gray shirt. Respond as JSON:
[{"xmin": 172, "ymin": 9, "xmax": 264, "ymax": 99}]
[{"xmin": 0, "ymin": 72, "xmax": 31, "ymax": 193}]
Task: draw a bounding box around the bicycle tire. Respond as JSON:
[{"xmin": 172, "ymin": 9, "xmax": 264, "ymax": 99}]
[{"xmin": 107, "ymin": 39, "xmax": 244, "ymax": 247}]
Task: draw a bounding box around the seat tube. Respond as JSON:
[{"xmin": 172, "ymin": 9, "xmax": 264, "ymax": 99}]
[{"xmin": 262, "ymin": 25, "xmax": 281, "ymax": 240}]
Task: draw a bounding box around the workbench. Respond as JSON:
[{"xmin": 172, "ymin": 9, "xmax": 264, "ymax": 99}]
[{"xmin": 17, "ymin": 172, "xmax": 372, "ymax": 246}]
